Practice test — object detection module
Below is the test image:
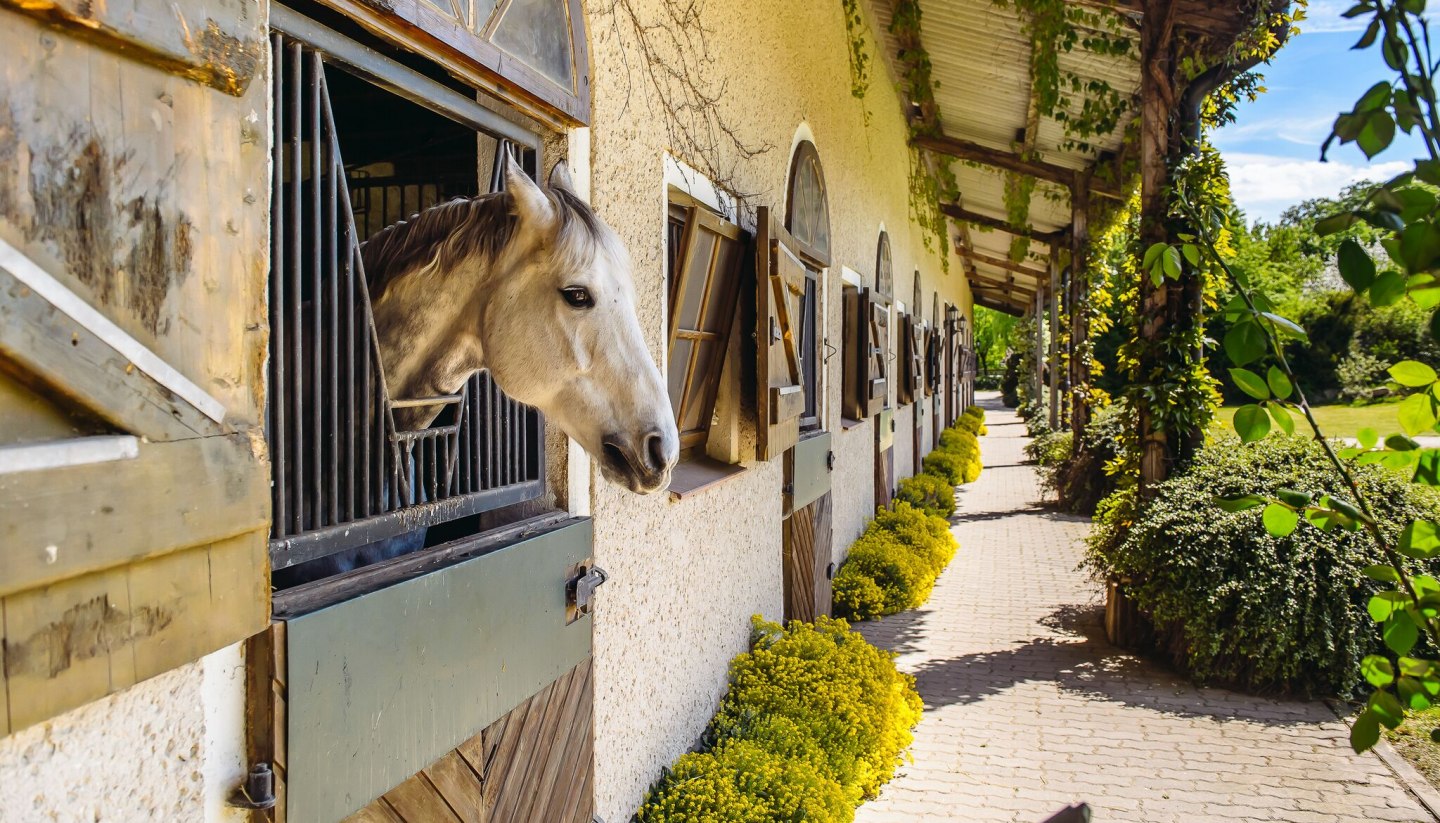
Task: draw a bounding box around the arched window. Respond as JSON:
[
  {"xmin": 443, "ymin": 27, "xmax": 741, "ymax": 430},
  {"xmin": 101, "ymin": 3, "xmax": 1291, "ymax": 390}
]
[
  {"xmin": 786, "ymin": 140, "xmax": 831, "ymax": 267},
  {"xmin": 932, "ymin": 293, "xmax": 940, "ymax": 328},
  {"xmin": 784, "ymin": 141, "xmax": 831, "ymax": 432},
  {"xmin": 875, "ymin": 231, "xmax": 893, "ymax": 302}
]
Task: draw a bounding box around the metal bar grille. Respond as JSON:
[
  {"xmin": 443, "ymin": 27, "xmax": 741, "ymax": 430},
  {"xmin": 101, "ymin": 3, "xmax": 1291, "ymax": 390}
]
[{"xmin": 266, "ymin": 34, "xmax": 545, "ymax": 573}]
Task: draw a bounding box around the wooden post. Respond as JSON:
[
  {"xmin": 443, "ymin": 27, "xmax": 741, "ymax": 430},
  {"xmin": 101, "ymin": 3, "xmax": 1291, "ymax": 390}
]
[
  {"xmin": 1048, "ymin": 242, "xmax": 1060, "ymax": 431},
  {"xmin": 1033, "ymin": 291, "xmax": 1044, "ymax": 412},
  {"xmin": 1137, "ymin": 0, "xmax": 1177, "ymax": 495},
  {"xmin": 1069, "ymin": 171, "xmax": 1092, "ymax": 437}
]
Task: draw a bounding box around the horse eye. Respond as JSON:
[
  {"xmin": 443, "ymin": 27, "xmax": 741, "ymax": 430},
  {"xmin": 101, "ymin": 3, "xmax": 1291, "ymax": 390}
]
[{"xmin": 560, "ymin": 286, "xmax": 594, "ymax": 309}]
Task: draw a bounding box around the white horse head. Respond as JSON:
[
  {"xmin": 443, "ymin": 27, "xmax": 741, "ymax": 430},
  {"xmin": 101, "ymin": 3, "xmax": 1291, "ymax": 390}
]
[{"xmin": 363, "ymin": 156, "xmax": 678, "ymax": 494}]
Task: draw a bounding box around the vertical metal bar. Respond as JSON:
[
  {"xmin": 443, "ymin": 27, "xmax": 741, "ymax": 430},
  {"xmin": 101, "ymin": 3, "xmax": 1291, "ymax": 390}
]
[
  {"xmin": 310, "ymin": 51, "xmax": 325, "ymax": 528},
  {"xmin": 360, "ymin": 247, "xmax": 372, "ymax": 517},
  {"xmin": 270, "ymin": 32, "xmax": 288, "ymax": 538},
  {"xmin": 288, "ymin": 41, "xmax": 305, "ymax": 534},
  {"xmin": 342, "ymin": 143, "xmax": 356, "ymax": 522},
  {"xmin": 489, "ymin": 376, "xmax": 499, "ymax": 489},
  {"xmin": 324, "ymin": 61, "xmax": 340, "ymax": 527}
]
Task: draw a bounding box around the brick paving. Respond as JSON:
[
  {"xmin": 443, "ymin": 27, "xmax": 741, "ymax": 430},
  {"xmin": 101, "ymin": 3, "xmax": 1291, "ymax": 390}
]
[{"xmin": 855, "ymin": 393, "xmax": 1434, "ymax": 823}]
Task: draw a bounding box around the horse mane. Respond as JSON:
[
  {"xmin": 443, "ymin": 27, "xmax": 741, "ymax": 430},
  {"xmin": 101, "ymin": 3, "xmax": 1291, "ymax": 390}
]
[{"xmin": 359, "ymin": 185, "xmax": 607, "ymax": 301}]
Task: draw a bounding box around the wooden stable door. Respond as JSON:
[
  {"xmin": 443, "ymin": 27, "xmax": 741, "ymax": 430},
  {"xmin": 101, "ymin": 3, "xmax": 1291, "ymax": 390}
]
[
  {"xmin": 782, "ymin": 434, "xmax": 834, "ymax": 622},
  {"xmin": 874, "ymin": 409, "xmax": 894, "ymax": 510}
]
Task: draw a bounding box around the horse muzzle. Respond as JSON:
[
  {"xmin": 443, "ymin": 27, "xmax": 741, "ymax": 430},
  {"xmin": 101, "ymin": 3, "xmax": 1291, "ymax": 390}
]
[{"xmin": 600, "ymin": 427, "xmax": 677, "ymax": 494}]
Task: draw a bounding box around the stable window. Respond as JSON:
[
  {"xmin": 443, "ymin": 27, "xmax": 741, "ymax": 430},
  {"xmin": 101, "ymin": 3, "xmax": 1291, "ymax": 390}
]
[
  {"xmin": 842, "ymin": 286, "xmax": 886, "ymax": 421},
  {"xmin": 265, "ymin": 8, "xmax": 550, "ymax": 612},
  {"xmin": 784, "ymin": 141, "xmax": 830, "ymax": 432},
  {"xmin": 664, "ymin": 191, "xmax": 746, "ymax": 489}
]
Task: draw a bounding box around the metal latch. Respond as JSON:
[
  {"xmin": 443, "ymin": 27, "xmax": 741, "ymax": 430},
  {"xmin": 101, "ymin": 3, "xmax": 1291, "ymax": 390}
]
[{"xmin": 567, "ymin": 565, "xmax": 609, "ymax": 619}]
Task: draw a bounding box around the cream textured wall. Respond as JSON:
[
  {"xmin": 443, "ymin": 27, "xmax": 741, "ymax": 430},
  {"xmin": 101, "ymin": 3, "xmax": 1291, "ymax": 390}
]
[
  {"xmin": 895, "ymin": 404, "xmax": 917, "ymax": 482},
  {"xmin": 584, "ymin": 0, "xmax": 974, "ymax": 818},
  {"xmin": 0, "ymin": 645, "xmax": 249, "ymax": 823}
]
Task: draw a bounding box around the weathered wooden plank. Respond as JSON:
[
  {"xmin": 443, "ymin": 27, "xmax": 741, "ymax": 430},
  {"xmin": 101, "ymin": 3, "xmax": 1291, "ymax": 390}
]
[
  {"xmin": 812, "ymin": 493, "xmax": 834, "ymax": 620},
  {"xmin": 501, "ymin": 667, "xmax": 578, "ymax": 823},
  {"xmin": 0, "ymin": 0, "xmax": 263, "ymax": 95},
  {"xmin": 527, "ymin": 659, "xmax": 593, "ymax": 823},
  {"xmin": 1, "ymin": 534, "xmax": 266, "ymax": 733},
  {"xmin": 342, "ymin": 801, "xmax": 405, "ymax": 823},
  {"xmin": 381, "ymin": 774, "xmax": 463, "ymax": 823},
  {"xmin": 0, "ymin": 265, "xmax": 224, "ymax": 442},
  {"xmin": 0, "ymin": 433, "xmax": 269, "ymax": 597},
  {"xmin": 421, "ymin": 751, "xmax": 485, "ymax": 823}
]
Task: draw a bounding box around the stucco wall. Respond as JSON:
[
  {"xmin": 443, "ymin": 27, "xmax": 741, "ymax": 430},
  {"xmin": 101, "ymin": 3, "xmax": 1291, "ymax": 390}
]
[
  {"xmin": 0, "ymin": 645, "xmax": 248, "ymax": 823},
  {"xmin": 584, "ymin": 0, "xmax": 974, "ymax": 818}
]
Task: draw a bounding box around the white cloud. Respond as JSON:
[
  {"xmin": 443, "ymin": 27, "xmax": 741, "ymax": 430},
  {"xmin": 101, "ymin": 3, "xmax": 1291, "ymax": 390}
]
[
  {"xmin": 1223, "ymin": 152, "xmax": 1410, "ymax": 222},
  {"xmin": 1299, "ymin": 0, "xmax": 1371, "ymax": 34}
]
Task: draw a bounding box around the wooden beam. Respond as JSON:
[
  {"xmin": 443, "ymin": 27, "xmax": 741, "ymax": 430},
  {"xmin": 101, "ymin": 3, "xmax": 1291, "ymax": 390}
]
[
  {"xmin": 941, "ymin": 204, "xmax": 1068, "ymax": 244},
  {"xmin": 972, "ymin": 294, "xmax": 1027, "ymax": 317},
  {"xmin": 968, "ymin": 272, "xmax": 1038, "ymax": 300},
  {"xmin": 960, "ymin": 247, "xmax": 1048, "ymax": 280},
  {"xmin": 914, "ymin": 133, "xmax": 1076, "ymax": 188},
  {"xmin": 1070, "ymin": 170, "xmax": 1093, "ymax": 436}
]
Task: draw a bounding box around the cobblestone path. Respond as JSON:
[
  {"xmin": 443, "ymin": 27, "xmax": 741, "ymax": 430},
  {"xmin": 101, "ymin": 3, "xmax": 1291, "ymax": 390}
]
[{"xmin": 855, "ymin": 394, "xmax": 1434, "ymax": 823}]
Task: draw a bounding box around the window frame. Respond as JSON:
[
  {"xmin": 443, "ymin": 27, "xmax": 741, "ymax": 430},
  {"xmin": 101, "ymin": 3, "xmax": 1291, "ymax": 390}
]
[{"xmin": 784, "ymin": 141, "xmax": 831, "ymax": 434}]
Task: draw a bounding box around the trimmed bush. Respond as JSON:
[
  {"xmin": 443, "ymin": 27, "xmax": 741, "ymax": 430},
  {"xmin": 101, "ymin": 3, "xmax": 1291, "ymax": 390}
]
[
  {"xmin": 832, "ymin": 530, "xmax": 933, "ymax": 618},
  {"xmin": 959, "ymin": 405, "xmax": 988, "ymax": 435},
  {"xmin": 833, "ymin": 503, "xmax": 957, "ymax": 621},
  {"xmin": 927, "ymin": 426, "xmax": 982, "ymax": 484},
  {"xmin": 633, "ymin": 738, "xmax": 851, "ymax": 823},
  {"xmin": 635, "ymin": 617, "xmax": 921, "ymax": 822},
  {"xmin": 1086, "ymin": 434, "xmax": 1440, "ymax": 696},
  {"xmin": 921, "ymin": 449, "xmax": 969, "ymax": 486},
  {"xmin": 895, "ymin": 473, "xmax": 956, "ymax": 518}
]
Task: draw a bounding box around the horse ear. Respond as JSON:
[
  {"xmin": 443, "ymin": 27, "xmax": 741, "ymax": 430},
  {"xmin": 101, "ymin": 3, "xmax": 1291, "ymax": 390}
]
[
  {"xmin": 548, "ymin": 161, "xmax": 576, "ymax": 193},
  {"xmin": 505, "ymin": 153, "xmax": 555, "ymax": 229}
]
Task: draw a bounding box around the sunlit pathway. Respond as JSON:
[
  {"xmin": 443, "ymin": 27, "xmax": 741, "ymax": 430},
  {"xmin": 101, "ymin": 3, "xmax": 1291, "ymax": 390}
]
[{"xmin": 855, "ymin": 392, "xmax": 1434, "ymax": 823}]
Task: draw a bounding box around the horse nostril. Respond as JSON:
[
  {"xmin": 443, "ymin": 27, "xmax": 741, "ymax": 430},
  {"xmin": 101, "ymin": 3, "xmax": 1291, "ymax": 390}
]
[
  {"xmin": 602, "ymin": 440, "xmax": 629, "ymax": 474},
  {"xmin": 643, "ymin": 430, "xmax": 673, "ymax": 473}
]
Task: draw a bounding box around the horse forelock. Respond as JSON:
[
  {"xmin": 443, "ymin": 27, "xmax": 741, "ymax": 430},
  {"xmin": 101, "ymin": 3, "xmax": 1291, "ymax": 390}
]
[{"xmin": 360, "ymin": 185, "xmax": 617, "ymax": 302}]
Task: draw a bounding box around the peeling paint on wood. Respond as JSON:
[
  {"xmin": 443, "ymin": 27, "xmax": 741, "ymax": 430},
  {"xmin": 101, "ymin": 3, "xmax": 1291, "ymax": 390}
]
[{"xmin": 0, "ymin": 0, "xmax": 262, "ymax": 96}]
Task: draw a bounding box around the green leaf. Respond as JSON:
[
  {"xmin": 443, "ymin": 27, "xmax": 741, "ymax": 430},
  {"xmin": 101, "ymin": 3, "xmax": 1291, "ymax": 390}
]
[
  {"xmin": 1162, "ymin": 246, "xmax": 1183, "ymax": 279},
  {"xmin": 1224, "ymin": 321, "xmax": 1268, "ymax": 366},
  {"xmin": 1386, "ymin": 612, "xmax": 1420, "ymax": 656},
  {"xmin": 1261, "ymin": 312, "xmax": 1309, "ymax": 340},
  {"xmin": 1181, "ymin": 244, "xmax": 1201, "ymax": 267},
  {"xmin": 1372, "ymin": 271, "xmax": 1409, "ymax": 306},
  {"xmin": 1268, "ymin": 404, "xmax": 1295, "ymax": 436},
  {"xmin": 1363, "ymin": 655, "xmax": 1397, "ymax": 687},
  {"xmin": 1364, "ymin": 564, "xmax": 1403, "ymax": 583},
  {"xmin": 1266, "ymin": 366, "xmax": 1294, "ymax": 400},
  {"xmin": 1262, "ymin": 503, "xmax": 1299, "ymax": 538},
  {"xmin": 1371, "ymin": 687, "xmax": 1407, "ymax": 728},
  {"xmin": 1316, "ymin": 212, "xmax": 1360, "ymax": 235},
  {"xmin": 1277, "ymin": 489, "xmax": 1313, "ymax": 508},
  {"xmin": 1399, "ymin": 520, "xmax": 1440, "ymax": 559},
  {"xmin": 1359, "ymin": 427, "xmax": 1380, "ymax": 449},
  {"xmin": 1399, "ymin": 393, "xmax": 1439, "ymax": 435},
  {"xmin": 1358, "ymin": 111, "xmax": 1397, "ymax": 158},
  {"xmin": 1230, "ymin": 368, "xmax": 1271, "ymax": 401},
  {"xmin": 1416, "ymin": 449, "xmax": 1440, "ymax": 485},
  {"xmin": 1390, "ymin": 360, "xmax": 1438, "ymax": 387},
  {"xmin": 1234, "ymin": 404, "xmax": 1271, "ymax": 443},
  {"xmin": 1215, "ymin": 493, "xmax": 1265, "ymax": 513},
  {"xmin": 1400, "ymin": 676, "xmax": 1433, "ymax": 710},
  {"xmin": 1338, "ymin": 238, "xmax": 1378, "ymax": 292},
  {"xmin": 1352, "ymin": 710, "xmax": 1381, "ymax": 753},
  {"xmin": 1142, "ymin": 242, "xmax": 1166, "ymax": 270},
  {"xmin": 1371, "ymin": 591, "xmax": 1410, "ymax": 622},
  {"xmin": 1356, "ymin": 18, "xmax": 1383, "ymax": 49}
]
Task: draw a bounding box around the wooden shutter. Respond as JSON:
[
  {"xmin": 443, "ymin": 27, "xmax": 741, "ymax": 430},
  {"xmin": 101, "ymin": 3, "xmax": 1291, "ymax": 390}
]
[
  {"xmin": 667, "ymin": 202, "xmax": 745, "ymax": 450},
  {"xmin": 898, "ymin": 314, "xmax": 921, "ymax": 405},
  {"xmin": 755, "ymin": 207, "xmax": 807, "ymax": 461},
  {"xmin": 925, "ymin": 328, "xmax": 942, "ymax": 396},
  {"xmin": 843, "ymin": 287, "xmax": 884, "ymax": 420},
  {"xmin": 868, "ymin": 297, "xmax": 888, "ymax": 414},
  {"xmin": 0, "ymin": 10, "xmax": 269, "ymax": 734}
]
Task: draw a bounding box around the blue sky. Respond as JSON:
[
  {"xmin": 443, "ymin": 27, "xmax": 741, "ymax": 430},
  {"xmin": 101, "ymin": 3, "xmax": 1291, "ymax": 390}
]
[{"xmin": 1214, "ymin": 0, "xmax": 1421, "ymax": 223}]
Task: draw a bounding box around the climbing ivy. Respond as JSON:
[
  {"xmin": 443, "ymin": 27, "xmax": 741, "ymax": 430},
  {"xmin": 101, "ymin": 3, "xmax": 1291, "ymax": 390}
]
[
  {"xmin": 841, "ymin": 0, "xmax": 873, "ymax": 125},
  {"xmin": 992, "ymin": 0, "xmax": 1135, "ymax": 150},
  {"xmin": 891, "ymin": 0, "xmax": 955, "ymax": 270},
  {"xmin": 1003, "ymin": 170, "xmax": 1038, "ymax": 262},
  {"xmin": 908, "ymin": 148, "xmax": 957, "ymax": 272}
]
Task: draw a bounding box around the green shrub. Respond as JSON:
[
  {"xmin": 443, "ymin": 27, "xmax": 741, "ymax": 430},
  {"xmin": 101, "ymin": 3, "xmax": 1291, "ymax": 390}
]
[
  {"xmin": 871, "ymin": 502, "xmax": 957, "ymax": 573},
  {"xmin": 929, "ymin": 427, "xmax": 982, "ymax": 484},
  {"xmin": 922, "ymin": 449, "xmax": 967, "ymax": 485},
  {"xmin": 712, "ymin": 617, "xmax": 922, "ymax": 799},
  {"xmin": 964, "ymin": 405, "xmax": 986, "ymax": 420},
  {"xmin": 832, "ymin": 531, "xmax": 933, "ymax": 617},
  {"xmin": 832, "ymin": 569, "xmax": 889, "ymax": 622},
  {"xmin": 895, "ymin": 473, "xmax": 956, "ymax": 518},
  {"xmin": 634, "ymin": 736, "xmax": 853, "ymax": 822},
  {"xmin": 1025, "ymin": 430, "xmax": 1073, "ymax": 498},
  {"xmin": 960, "ymin": 406, "xmax": 988, "ymax": 435},
  {"xmin": 1086, "ymin": 434, "xmax": 1440, "ymax": 696}
]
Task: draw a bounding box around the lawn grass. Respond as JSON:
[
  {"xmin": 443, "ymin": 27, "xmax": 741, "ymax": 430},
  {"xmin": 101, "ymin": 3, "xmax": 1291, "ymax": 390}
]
[
  {"xmin": 1387, "ymin": 706, "xmax": 1440, "ymax": 792},
  {"xmin": 1216, "ymin": 399, "xmax": 1404, "ymax": 440}
]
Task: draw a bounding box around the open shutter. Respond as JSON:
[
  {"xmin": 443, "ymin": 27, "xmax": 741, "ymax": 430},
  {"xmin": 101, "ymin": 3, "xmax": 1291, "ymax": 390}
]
[
  {"xmin": 898, "ymin": 314, "xmax": 920, "ymax": 405},
  {"xmin": 668, "ymin": 203, "xmax": 745, "ymax": 450},
  {"xmin": 755, "ymin": 207, "xmax": 806, "ymax": 461},
  {"xmin": 925, "ymin": 328, "xmax": 941, "ymax": 396},
  {"xmin": 867, "ymin": 297, "xmax": 888, "ymax": 415}
]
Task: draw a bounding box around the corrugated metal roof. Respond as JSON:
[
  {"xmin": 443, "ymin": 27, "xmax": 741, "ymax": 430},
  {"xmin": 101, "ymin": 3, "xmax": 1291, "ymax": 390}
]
[{"xmin": 871, "ymin": 0, "xmax": 1143, "ymax": 312}]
